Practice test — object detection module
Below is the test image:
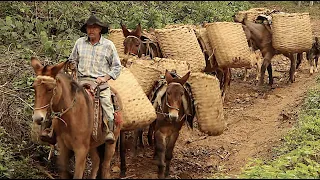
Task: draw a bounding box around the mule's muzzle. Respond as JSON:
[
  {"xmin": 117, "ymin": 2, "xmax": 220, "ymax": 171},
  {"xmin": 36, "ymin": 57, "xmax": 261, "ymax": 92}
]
[
  {"xmin": 168, "ymin": 113, "xmax": 178, "ymax": 123},
  {"xmin": 32, "ymin": 112, "xmax": 46, "ymax": 125}
]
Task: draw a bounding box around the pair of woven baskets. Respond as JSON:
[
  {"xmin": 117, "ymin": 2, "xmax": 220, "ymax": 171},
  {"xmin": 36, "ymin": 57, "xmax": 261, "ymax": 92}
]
[
  {"xmin": 155, "ymin": 26, "xmax": 206, "ymax": 72},
  {"xmin": 108, "ymin": 67, "xmax": 157, "ymax": 131},
  {"xmin": 205, "ymin": 22, "xmax": 255, "ymax": 68},
  {"xmin": 272, "ymin": 13, "xmax": 313, "ymax": 53}
]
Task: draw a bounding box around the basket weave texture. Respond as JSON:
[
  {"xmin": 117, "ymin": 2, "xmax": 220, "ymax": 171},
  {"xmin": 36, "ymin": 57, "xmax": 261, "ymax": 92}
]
[
  {"xmin": 189, "ymin": 73, "xmax": 226, "ymax": 136},
  {"xmin": 128, "ymin": 59, "xmax": 162, "ymax": 95},
  {"xmin": 108, "ymin": 67, "xmax": 157, "ymax": 130},
  {"xmin": 155, "ymin": 26, "xmax": 206, "ymax": 72},
  {"xmin": 206, "ymin": 22, "xmax": 254, "ymax": 68},
  {"xmin": 195, "ymin": 28, "xmax": 213, "ymax": 56},
  {"xmin": 107, "ymin": 29, "xmax": 126, "ymax": 58},
  {"xmin": 151, "ymin": 57, "xmax": 190, "ymax": 76},
  {"xmin": 272, "ymin": 13, "xmax": 313, "ymax": 53}
]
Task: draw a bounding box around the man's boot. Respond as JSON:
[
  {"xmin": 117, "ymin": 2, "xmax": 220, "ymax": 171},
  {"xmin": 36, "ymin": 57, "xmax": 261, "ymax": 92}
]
[{"xmin": 105, "ymin": 121, "xmax": 115, "ymax": 144}]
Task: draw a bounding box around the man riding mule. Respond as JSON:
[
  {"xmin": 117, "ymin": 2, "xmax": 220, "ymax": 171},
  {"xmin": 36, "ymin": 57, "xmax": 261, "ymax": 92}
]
[
  {"xmin": 41, "ymin": 14, "xmax": 122, "ymax": 144},
  {"xmin": 31, "ymin": 15, "xmax": 124, "ymax": 179}
]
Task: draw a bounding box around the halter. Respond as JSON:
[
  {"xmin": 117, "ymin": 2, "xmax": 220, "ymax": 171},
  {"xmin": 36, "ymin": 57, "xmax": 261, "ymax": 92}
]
[
  {"xmin": 33, "ymin": 75, "xmax": 77, "ymax": 127},
  {"xmin": 124, "ymin": 35, "xmax": 155, "ymax": 58},
  {"xmin": 156, "ymin": 82, "xmax": 186, "ymax": 123}
]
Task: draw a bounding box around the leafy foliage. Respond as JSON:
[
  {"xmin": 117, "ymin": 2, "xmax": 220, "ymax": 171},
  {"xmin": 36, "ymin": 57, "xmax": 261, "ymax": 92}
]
[{"xmin": 0, "ymin": 1, "xmax": 252, "ymax": 62}]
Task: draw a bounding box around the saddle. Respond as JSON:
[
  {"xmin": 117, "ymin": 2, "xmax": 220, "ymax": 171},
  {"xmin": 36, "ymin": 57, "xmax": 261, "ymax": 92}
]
[{"xmin": 81, "ymin": 81, "xmax": 121, "ymax": 141}]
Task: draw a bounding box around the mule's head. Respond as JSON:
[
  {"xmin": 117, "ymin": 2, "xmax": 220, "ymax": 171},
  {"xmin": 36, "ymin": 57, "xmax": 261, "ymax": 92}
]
[
  {"xmin": 30, "ymin": 57, "xmax": 67, "ymax": 125},
  {"xmin": 121, "ymin": 23, "xmax": 143, "ymax": 57},
  {"xmin": 164, "ymin": 70, "xmax": 190, "ymax": 122}
]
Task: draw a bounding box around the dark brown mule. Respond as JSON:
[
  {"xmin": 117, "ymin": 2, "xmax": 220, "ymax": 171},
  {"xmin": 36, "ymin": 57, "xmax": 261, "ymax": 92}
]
[
  {"xmin": 296, "ymin": 36, "xmax": 320, "ymax": 75},
  {"xmin": 30, "ymin": 57, "xmax": 122, "ymax": 179},
  {"xmin": 117, "ymin": 23, "xmax": 164, "ymax": 177},
  {"xmin": 235, "ymin": 14, "xmax": 300, "ymax": 86},
  {"xmin": 121, "ymin": 23, "xmax": 163, "ymax": 60},
  {"xmin": 152, "ymin": 70, "xmax": 194, "ymax": 179}
]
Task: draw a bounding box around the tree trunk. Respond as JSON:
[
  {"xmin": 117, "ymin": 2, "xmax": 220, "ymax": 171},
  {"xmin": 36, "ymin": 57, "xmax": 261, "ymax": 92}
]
[{"xmin": 298, "ymin": 1, "xmax": 301, "ymax": 7}]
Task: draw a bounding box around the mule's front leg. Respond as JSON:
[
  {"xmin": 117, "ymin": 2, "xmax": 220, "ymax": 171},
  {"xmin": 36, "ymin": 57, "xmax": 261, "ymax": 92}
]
[
  {"xmin": 89, "ymin": 148, "xmax": 100, "ymax": 179},
  {"xmin": 120, "ymin": 130, "xmax": 126, "ymax": 177},
  {"xmin": 259, "ymin": 52, "xmax": 273, "ymax": 86},
  {"xmin": 165, "ymin": 132, "xmax": 179, "ymax": 178},
  {"xmin": 74, "ymin": 147, "xmax": 89, "ymax": 179},
  {"xmin": 154, "ymin": 130, "xmax": 166, "ymax": 179},
  {"xmin": 101, "ymin": 142, "xmax": 117, "ymax": 178},
  {"xmin": 243, "ymin": 68, "xmax": 249, "ymax": 81},
  {"xmin": 289, "ymin": 53, "xmax": 296, "ymax": 83},
  {"xmin": 57, "ymin": 142, "xmax": 72, "ymax": 179}
]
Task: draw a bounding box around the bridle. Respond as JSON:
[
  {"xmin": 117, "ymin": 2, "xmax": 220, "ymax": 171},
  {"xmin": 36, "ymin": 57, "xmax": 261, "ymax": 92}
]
[
  {"xmin": 33, "ymin": 76, "xmax": 77, "ymax": 127},
  {"xmin": 156, "ymin": 82, "xmax": 186, "ymax": 122},
  {"xmin": 124, "ymin": 35, "xmax": 155, "ymax": 58}
]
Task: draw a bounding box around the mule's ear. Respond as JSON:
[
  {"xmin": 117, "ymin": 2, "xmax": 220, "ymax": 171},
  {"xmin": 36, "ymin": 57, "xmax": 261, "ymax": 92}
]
[
  {"xmin": 121, "ymin": 23, "xmax": 130, "ymax": 37},
  {"xmin": 165, "ymin": 70, "xmax": 174, "ymax": 84},
  {"xmin": 177, "ymin": 71, "xmax": 190, "ymax": 85},
  {"xmin": 50, "ymin": 60, "xmax": 68, "ymax": 77},
  {"xmin": 31, "ymin": 57, "xmax": 43, "ymax": 76},
  {"xmin": 135, "ymin": 23, "xmax": 142, "ymax": 38}
]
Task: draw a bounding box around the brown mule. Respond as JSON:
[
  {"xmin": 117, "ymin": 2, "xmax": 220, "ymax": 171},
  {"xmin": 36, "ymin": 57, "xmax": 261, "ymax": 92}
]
[
  {"xmin": 30, "ymin": 57, "xmax": 122, "ymax": 179},
  {"xmin": 152, "ymin": 70, "xmax": 194, "ymax": 179}
]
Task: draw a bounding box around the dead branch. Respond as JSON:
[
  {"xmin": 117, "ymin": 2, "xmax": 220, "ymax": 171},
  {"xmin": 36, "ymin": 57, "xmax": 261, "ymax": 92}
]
[
  {"xmin": 35, "ymin": 164, "xmax": 55, "ymax": 179},
  {"xmin": 0, "ymin": 89, "xmax": 34, "ymax": 110}
]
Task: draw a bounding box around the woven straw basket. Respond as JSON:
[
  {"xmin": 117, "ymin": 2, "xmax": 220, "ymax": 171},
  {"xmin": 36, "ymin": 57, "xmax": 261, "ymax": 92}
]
[
  {"xmin": 151, "ymin": 57, "xmax": 191, "ymax": 76},
  {"xmin": 155, "ymin": 26, "xmax": 206, "ymax": 72},
  {"xmin": 272, "ymin": 13, "xmax": 313, "ymax": 53},
  {"xmin": 108, "ymin": 67, "xmax": 157, "ymax": 131},
  {"xmin": 128, "ymin": 59, "xmax": 162, "ymax": 95},
  {"xmin": 189, "ymin": 73, "xmax": 226, "ymax": 136},
  {"xmin": 107, "ymin": 29, "xmax": 126, "ymax": 58},
  {"xmin": 128, "ymin": 57, "xmax": 190, "ymax": 77},
  {"xmin": 195, "ymin": 28, "xmax": 213, "ymax": 56},
  {"xmin": 206, "ymin": 22, "xmax": 254, "ymax": 68}
]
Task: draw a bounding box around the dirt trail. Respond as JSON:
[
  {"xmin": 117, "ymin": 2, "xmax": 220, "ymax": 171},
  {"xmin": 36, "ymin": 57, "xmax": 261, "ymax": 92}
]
[{"xmin": 110, "ymin": 52, "xmax": 319, "ymax": 179}]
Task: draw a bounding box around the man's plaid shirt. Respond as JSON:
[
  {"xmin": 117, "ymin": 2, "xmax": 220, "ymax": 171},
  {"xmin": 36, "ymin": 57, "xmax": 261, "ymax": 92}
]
[{"xmin": 68, "ymin": 36, "xmax": 121, "ymax": 80}]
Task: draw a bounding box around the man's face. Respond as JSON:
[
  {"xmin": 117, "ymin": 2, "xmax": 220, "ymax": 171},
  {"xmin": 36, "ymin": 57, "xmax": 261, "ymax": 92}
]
[{"xmin": 86, "ymin": 24, "xmax": 102, "ymax": 39}]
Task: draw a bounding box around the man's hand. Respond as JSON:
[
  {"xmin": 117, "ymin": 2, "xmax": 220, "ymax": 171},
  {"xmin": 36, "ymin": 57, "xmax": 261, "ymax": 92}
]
[{"xmin": 96, "ymin": 75, "xmax": 111, "ymax": 84}]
